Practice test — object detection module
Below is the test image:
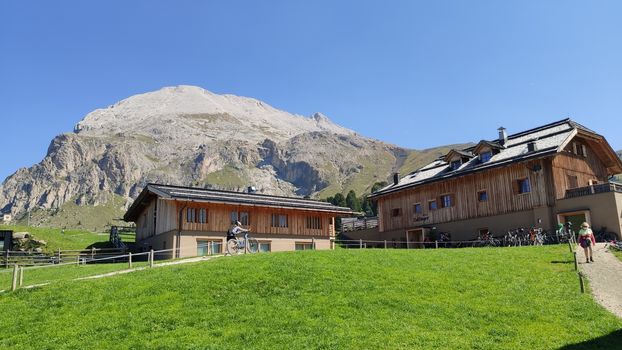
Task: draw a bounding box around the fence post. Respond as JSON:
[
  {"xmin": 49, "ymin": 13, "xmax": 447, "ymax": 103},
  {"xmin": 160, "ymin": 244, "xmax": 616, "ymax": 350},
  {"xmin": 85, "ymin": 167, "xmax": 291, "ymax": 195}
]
[
  {"xmin": 19, "ymin": 266, "xmax": 24, "ymax": 287},
  {"xmin": 359, "ymin": 239, "xmax": 363, "ymax": 249},
  {"xmin": 573, "ymin": 251, "xmax": 578, "ymax": 271},
  {"xmin": 435, "ymin": 240, "xmax": 438, "ymax": 249},
  {"xmin": 76, "ymin": 255, "xmax": 80, "ymax": 266},
  {"xmin": 384, "ymin": 240, "xmax": 387, "ymax": 249},
  {"xmin": 149, "ymin": 249, "xmax": 154, "ymax": 268},
  {"xmin": 11, "ymin": 264, "xmax": 18, "ymax": 291},
  {"xmin": 128, "ymin": 252, "xmax": 132, "ymax": 269},
  {"xmin": 312, "ymin": 237, "xmax": 316, "ymax": 250},
  {"xmin": 578, "ymin": 273, "xmax": 585, "ymax": 293},
  {"xmin": 57, "ymin": 249, "xmax": 61, "ymax": 263},
  {"xmin": 91, "ymin": 247, "xmax": 95, "ymax": 260}
]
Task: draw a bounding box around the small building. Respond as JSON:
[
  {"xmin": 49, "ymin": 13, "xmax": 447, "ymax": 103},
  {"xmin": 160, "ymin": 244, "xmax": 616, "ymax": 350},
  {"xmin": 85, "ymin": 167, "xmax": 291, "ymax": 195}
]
[
  {"xmin": 370, "ymin": 119, "xmax": 622, "ymax": 243},
  {"xmin": 0, "ymin": 230, "xmax": 12, "ymax": 251},
  {"xmin": 123, "ymin": 184, "xmax": 352, "ymax": 257},
  {"xmin": 1, "ymin": 214, "xmax": 11, "ymax": 223}
]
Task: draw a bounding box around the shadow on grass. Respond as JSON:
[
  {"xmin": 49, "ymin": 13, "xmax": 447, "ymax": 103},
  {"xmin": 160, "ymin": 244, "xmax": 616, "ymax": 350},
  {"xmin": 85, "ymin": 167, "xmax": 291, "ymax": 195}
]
[
  {"xmin": 557, "ymin": 329, "xmax": 622, "ymax": 350},
  {"xmin": 550, "ymin": 260, "xmax": 573, "ymax": 264},
  {"xmin": 85, "ymin": 241, "xmax": 115, "ymax": 250}
]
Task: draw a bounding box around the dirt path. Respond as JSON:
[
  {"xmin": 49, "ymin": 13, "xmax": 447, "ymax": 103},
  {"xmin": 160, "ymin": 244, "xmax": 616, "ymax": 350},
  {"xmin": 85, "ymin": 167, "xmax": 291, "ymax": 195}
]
[{"xmin": 578, "ymin": 243, "xmax": 622, "ymax": 318}]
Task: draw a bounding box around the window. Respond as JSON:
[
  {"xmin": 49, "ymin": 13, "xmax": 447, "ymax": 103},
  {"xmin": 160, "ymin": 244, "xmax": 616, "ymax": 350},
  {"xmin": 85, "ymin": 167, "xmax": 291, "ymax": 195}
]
[
  {"xmin": 239, "ymin": 211, "xmax": 249, "ymax": 225},
  {"xmin": 391, "ymin": 208, "xmax": 402, "ymax": 217},
  {"xmin": 480, "ymin": 151, "xmax": 492, "ymax": 163},
  {"xmin": 573, "ymin": 142, "xmax": 587, "ymax": 157},
  {"xmin": 230, "ymin": 211, "xmax": 238, "ymax": 223},
  {"xmin": 428, "ymin": 200, "xmax": 437, "ymax": 210},
  {"xmin": 567, "ymin": 175, "xmax": 578, "ymax": 189},
  {"xmin": 186, "ymin": 208, "xmax": 196, "ymax": 223},
  {"xmin": 197, "ymin": 240, "xmax": 222, "ymax": 256},
  {"xmin": 271, "ymin": 214, "xmax": 288, "ymax": 228},
  {"xmin": 477, "ymin": 190, "xmax": 488, "ymax": 202},
  {"xmin": 414, "ymin": 203, "xmax": 422, "ymax": 214},
  {"xmin": 306, "ymin": 216, "xmax": 322, "ymax": 229},
  {"xmin": 451, "ymin": 160, "xmax": 462, "ymax": 170},
  {"xmin": 440, "ymin": 194, "xmax": 454, "ymax": 208},
  {"xmin": 198, "ymin": 208, "xmax": 207, "ymax": 224},
  {"xmin": 295, "ymin": 242, "xmax": 314, "ymax": 251},
  {"xmin": 231, "ymin": 211, "xmax": 249, "ymax": 225},
  {"xmin": 516, "ymin": 178, "xmax": 531, "ymax": 194},
  {"xmin": 259, "ymin": 242, "xmax": 271, "ymax": 252}
]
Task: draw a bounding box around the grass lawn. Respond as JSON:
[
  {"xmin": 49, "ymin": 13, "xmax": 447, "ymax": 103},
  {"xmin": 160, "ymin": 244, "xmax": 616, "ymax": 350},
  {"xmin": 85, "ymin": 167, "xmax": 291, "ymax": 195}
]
[
  {"xmin": 610, "ymin": 246, "xmax": 622, "ymax": 262},
  {"xmin": 0, "ymin": 260, "xmax": 151, "ymax": 291},
  {"xmin": 0, "ymin": 224, "xmax": 136, "ymax": 252},
  {"xmin": 0, "ymin": 246, "xmax": 621, "ymax": 349}
]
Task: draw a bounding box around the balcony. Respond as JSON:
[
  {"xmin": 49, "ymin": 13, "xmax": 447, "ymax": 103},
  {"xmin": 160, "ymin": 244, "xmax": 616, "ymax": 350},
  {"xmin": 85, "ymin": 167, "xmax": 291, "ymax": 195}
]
[
  {"xmin": 341, "ymin": 217, "xmax": 379, "ymax": 232},
  {"xmin": 564, "ymin": 182, "xmax": 622, "ymax": 199}
]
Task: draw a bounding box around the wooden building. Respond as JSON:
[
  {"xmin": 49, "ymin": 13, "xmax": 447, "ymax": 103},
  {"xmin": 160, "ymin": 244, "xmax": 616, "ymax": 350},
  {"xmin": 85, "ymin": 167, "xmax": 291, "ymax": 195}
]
[
  {"xmin": 369, "ymin": 119, "xmax": 622, "ymax": 242},
  {"xmin": 124, "ymin": 184, "xmax": 352, "ymax": 257}
]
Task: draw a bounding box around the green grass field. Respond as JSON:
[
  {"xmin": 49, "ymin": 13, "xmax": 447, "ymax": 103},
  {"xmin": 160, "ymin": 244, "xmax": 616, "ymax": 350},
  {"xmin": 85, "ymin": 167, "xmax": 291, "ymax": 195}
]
[
  {"xmin": 610, "ymin": 246, "xmax": 622, "ymax": 262},
  {"xmin": 1, "ymin": 225, "xmax": 110, "ymax": 252},
  {"xmin": 1, "ymin": 225, "xmax": 135, "ymax": 253},
  {"xmin": 0, "ymin": 246, "xmax": 620, "ymax": 349}
]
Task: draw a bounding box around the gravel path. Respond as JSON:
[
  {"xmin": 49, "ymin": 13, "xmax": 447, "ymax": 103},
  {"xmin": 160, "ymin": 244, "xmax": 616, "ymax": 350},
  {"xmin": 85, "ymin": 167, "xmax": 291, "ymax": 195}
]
[{"xmin": 579, "ymin": 243, "xmax": 622, "ymax": 318}]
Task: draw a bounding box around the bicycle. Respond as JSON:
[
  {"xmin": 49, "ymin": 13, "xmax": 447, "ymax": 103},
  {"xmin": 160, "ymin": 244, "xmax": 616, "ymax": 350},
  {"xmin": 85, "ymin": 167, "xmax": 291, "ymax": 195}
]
[
  {"xmin": 594, "ymin": 227, "xmax": 617, "ymax": 243},
  {"xmin": 226, "ymin": 232, "xmax": 259, "ymax": 255}
]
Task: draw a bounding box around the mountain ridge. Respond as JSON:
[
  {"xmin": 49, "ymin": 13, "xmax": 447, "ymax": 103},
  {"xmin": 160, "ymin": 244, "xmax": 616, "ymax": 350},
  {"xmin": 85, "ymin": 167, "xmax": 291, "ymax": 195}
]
[{"xmin": 1, "ymin": 85, "xmax": 462, "ymax": 229}]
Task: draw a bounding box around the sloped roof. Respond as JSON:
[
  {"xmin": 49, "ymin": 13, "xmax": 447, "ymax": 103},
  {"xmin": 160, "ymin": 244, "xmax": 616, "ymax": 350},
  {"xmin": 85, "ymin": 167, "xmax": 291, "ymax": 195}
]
[
  {"xmin": 124, "ymin": 184, "xmax": 352, "ymax": 221},
  {"xmin": 371, "ymin": 118, "xmax": 620, "ymax": 198}
]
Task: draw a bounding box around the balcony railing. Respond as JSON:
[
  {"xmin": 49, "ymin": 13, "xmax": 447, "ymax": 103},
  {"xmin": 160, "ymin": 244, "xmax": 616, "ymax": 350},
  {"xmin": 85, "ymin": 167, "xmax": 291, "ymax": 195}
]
[
  {"xmin": 341, "ymin": 217, "xmax": 379, "ymax": 232},
  {"xmin": 564, "ymin": 182, "xmax": 622, "ymax": 199}
]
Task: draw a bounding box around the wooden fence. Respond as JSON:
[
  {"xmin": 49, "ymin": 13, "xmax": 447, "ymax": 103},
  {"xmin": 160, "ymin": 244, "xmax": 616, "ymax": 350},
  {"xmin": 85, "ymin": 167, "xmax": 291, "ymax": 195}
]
[{"xmin": 1, "ymin": 247, "xmax": 127, "ymax": 267}]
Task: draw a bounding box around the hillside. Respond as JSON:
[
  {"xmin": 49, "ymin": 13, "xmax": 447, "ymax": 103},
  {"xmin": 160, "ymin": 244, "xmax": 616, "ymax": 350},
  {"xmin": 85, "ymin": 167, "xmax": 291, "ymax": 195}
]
[
  {"xmin": 0, "ymin": 247, "xmax": 620, "ymax": 349},
  {"xmin": 0, "ymin": 86, "xmax": 459, "ymax": 230}
]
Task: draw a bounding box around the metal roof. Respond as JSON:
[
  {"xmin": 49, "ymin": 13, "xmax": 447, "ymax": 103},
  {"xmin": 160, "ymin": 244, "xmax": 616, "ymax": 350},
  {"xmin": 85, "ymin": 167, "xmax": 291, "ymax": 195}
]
[
  {"xmin": 124, "ymin": 184, "xmax": 352, "ymax": 221},
  {"xmin": 370, "ymin": 118, "xmax": 615, "ymax": 198}
]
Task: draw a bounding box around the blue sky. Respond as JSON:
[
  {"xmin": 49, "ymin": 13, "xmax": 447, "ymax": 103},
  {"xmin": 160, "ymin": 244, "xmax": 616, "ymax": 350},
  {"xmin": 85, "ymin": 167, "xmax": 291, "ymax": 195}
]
[{"xmin": 1, "ymin": 1, "xmax": 621, "ymax": 181}]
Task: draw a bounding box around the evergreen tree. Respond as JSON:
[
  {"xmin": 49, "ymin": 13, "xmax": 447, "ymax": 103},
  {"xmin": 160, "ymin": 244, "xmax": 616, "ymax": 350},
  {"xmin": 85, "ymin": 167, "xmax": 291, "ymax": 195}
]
[
  {"xmin": 346, "ymin": 190, "xmax": 362, "ymax": 212},
  {"xmin": 332, "ymin": 193, "xmax": 347, "ymax": 207}
]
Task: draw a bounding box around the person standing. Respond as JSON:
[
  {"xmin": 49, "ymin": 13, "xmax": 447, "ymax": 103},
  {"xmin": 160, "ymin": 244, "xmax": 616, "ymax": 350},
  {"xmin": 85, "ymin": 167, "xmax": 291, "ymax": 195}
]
[{"xmin": 578, "ymin": 222, "xmax": 596, "ymax": 263}]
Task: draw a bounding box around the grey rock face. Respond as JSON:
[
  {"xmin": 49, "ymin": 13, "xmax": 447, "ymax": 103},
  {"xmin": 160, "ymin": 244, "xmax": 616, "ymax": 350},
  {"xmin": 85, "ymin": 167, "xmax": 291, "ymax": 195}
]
[{"xmin": 0, "ymin": 85, "xmax": 408, "ymax": 222}]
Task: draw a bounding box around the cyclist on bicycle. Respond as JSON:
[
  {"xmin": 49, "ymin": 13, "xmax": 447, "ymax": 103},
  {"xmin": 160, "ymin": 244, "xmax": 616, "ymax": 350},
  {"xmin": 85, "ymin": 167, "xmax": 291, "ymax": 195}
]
[{"xmin": 227, "ymin": 221, "xmax": 249, "ymax": 241}]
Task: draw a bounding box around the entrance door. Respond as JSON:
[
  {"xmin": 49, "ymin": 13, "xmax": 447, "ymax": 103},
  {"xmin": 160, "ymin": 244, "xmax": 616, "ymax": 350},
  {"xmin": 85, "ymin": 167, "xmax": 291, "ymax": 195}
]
[
  {"xmin": 406, "ymin": 229, "xmax": 425, "ymax": 248},
  {"xmin": 563, "ymin": 213, "xmax": 587, "ymax": 233}
]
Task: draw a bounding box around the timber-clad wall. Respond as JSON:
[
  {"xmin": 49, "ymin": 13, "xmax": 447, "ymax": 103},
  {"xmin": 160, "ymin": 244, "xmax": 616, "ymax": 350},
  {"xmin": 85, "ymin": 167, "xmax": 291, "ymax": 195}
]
[
  {"xmin": 378, "ymin": 159, "xmax": 552, "ymax": 232},
  {"xmin": 551, "ymin": 142, "xmax": 609, "ymax": 199},
  {"xmin": 136, "ymin": 199, "xmax": 334, "ymax": 239},
  {"xmin": 178, "ymin": 202, "xmax": 332, "ymax": 237}
]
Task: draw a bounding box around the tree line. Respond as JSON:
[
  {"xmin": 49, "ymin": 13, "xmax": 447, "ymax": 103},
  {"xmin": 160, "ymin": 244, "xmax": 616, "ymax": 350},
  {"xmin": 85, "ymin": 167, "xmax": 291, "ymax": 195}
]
[{"xmin": 322, "ymin": 181, "xmax": 387, "ymax": 217}]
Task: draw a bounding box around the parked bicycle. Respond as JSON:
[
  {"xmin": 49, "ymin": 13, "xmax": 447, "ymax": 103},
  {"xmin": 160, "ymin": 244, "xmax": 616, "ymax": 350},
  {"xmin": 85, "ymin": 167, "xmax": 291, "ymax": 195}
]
[
  {"xmin": 594, "ymin": 226, "xmax": 617, "ymax": 243},
  {"xmin": 226, "ymin": 232, "xmax": 259, "ymax": 255}
]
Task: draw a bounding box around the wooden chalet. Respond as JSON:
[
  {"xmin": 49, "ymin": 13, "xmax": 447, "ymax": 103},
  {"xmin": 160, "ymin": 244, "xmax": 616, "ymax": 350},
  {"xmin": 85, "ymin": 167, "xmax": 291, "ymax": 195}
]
[
  {"xmin": 124, "ymin": 184, "xmax": 352, "ymax": 257},
  {"xmin": 369, "ymin": 119, "xmax": 622, "ymax": 242}
]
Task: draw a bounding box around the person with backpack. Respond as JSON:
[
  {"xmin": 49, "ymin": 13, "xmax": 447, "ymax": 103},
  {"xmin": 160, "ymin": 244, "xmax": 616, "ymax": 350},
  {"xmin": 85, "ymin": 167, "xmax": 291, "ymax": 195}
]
[
  {"xmin": 227, "ymin": 221, "xmax": 249, "ymax": 241},
  {"xmin": 578, "ymin": 222, "xmax": 596, "ymax": 263}
]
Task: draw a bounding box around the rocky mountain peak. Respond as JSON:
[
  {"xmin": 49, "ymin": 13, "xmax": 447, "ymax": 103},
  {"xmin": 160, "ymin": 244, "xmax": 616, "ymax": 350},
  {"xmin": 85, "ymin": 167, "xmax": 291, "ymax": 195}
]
[{"xmin": 0, "ymin": 85, "xmax": 415, "ymax": 229}]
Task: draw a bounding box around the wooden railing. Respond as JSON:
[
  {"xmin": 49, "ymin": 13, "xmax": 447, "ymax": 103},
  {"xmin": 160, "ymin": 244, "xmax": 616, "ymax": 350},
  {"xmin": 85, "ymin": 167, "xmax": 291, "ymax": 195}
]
[
  {"xmin": 565, "ymin": 182, "xmax": 622, "ymax": 199},
  {"xmin": 340, "ymin": 217, "xmax": 379, "ymax": 232},
  {"xmin": 1, "ymin": 247, "xmax": 127, "ymax": 267}
]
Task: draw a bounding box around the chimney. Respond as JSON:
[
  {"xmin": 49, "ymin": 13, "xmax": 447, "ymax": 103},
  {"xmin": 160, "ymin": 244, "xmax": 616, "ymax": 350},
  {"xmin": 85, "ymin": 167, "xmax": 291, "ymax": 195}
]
[
  {"xmin": 498, "ymin": 127, "xmax": 508, "ymax": 145},
  {"xmin": 393, "ymin": 172, "xmax": 400, "ymax": 185},
  {"xmin": 527, "ymin": 140, "xmax": 537, "ymax": 152}
]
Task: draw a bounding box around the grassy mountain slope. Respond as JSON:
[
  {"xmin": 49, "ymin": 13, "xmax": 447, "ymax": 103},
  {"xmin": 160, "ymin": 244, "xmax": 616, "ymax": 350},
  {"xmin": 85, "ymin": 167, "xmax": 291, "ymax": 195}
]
[{"xmin": 1, "ymin": 247, "xmax": 620, "ymax": 349}]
